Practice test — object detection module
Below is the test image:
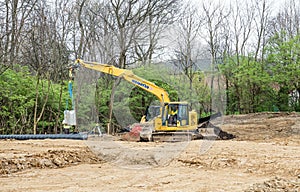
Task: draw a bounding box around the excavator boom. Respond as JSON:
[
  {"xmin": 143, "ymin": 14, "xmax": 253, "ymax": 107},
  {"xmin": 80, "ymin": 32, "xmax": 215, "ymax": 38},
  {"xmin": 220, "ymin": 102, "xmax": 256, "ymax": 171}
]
[{"xmin": 75, "ymin": 59, "xmax": 170, "ymax": 103}]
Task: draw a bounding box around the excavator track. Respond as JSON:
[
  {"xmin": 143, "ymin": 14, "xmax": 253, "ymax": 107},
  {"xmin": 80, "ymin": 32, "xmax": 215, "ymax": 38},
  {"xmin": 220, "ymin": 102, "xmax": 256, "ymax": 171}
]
[
  {"xmin": 137, "ymin": 123, "xmax": 234, "ymax": 142},
  {"xmin": 147, "ymin": 124, "xmax": 234, "ymax": 142},
  {"xmin": 151, "ymin": 131, "xmax": 203, "ymax": 142}
]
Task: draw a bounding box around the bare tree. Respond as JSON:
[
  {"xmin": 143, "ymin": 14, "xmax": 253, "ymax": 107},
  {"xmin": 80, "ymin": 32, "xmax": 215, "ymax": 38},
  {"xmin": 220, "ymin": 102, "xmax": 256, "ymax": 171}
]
[
  {"xmin": 230, "ymin": 0, "xmax": 255, "ymax": 62},
  {"xmin": 133, "ymin": 0, "xmax": 179, "ymax": 65},
  {"xmin": 75, "ymin": 0, "xmax": 87, "ymax": 59},
  {"xmin": 25, "ymin": 2, "xmax": 49, "ymax": 134},
  {"xmin": 202, "ymin": 1, "xmax": 229, "ymax": 113},
  {"xmin": 253, "ymin": 0, "xmax": 271, "ymax": 62},
  {"xmin": 268, "ymin": 0, "xmax": 300, "ymax": 37},
  {"xmin": 20, "ymin": 1, "xmax": 72, "ymax": 134},
  {"xmin": 50, "ymin": 0, "xmax": 77, "ymax": 133},
  {"xmin": 223, "ymin": 0, "xmax": 256, "ymax": 113},
  {"xmin": 0, "ymin": 0, "xmax": 38, "ymax": 74},
  {"xmin": 86, "ymin": 0, "xmax": 179, "ymax": 68},
  {"xmin": 173, "ymin": 2, "xmax": 202, "ymax": 90}
]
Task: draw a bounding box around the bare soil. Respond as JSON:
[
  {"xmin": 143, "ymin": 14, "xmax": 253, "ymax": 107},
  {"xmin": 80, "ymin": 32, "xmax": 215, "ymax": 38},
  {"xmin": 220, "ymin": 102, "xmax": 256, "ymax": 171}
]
[{"xmin": 1, "ymin": 112, "xmax": 300, "ymax": 191}]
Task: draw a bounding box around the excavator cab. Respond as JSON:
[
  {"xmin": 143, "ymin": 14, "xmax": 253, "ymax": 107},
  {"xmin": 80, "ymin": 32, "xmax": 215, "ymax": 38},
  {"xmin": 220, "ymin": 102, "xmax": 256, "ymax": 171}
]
[{"xmin": 163, "ymin": 103, "xmax": 189, "ymax": 127}]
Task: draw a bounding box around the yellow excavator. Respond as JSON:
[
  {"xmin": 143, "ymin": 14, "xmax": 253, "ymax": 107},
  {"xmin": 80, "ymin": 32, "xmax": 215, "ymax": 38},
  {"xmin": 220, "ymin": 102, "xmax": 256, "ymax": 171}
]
[{"xmin": 73, "ymin": 59, "xmax": 233, "ymax": 141}]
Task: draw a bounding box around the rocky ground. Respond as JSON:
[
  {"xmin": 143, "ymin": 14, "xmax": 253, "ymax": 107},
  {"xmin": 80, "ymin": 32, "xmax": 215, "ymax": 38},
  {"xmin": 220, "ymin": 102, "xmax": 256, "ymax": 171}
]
[{"xmin": 0, "ymin": 112, "xmax": 300, "ymax": 191}]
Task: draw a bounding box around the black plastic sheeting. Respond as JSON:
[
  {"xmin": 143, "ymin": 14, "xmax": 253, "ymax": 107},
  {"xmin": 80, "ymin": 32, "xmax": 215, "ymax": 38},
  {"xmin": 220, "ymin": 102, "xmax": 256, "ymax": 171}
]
[{"xmin": 0, "ymin": 134, "xmax": 88, "ymax": 140}]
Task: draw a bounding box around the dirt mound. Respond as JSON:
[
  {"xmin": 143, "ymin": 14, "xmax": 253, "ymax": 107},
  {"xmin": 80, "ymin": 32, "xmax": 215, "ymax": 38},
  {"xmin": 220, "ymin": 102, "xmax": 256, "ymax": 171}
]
[
  {"xmin": 221, "ymin": 112, "xmax": 300, "ymax": 143},
  {"xmin": 0, "ymin": 140, "xmax": 103, "ymax": 176},
  {"xmin": 245, "ymin": 177, "xmax": 300, "ymax": 192}
]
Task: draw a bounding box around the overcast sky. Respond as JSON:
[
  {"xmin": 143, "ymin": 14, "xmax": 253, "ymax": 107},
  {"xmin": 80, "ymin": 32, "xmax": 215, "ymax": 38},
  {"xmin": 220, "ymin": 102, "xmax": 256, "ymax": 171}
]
[{"xmin": 189, "ymin": 0, "xmax": 295, "ymax": 15}]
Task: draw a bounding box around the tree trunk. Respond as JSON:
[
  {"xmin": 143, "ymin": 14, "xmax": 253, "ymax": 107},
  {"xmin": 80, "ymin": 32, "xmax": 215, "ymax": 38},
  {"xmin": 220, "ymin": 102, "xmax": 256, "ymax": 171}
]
[
  {"xmin": 54, "ymin": 81, "xmax": 64, "ymax": 134},
  {"xmin": 33, "ymin": 74, "xmax": 51, "ymax": 134},
  {"xmin": 33, "ymin": 75, "xmax": 40, "ymax": 135},
  {"xmin": 225, "ymin": 77, "xmax": 229, "ymax": 114},
  {"xmin": 108, "ymin": 78, "xmax": 121, "ymax": 134}
]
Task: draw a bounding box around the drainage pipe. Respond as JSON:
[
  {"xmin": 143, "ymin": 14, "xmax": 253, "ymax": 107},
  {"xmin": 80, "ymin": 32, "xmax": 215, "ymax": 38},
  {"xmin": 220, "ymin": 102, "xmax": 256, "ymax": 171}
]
[{"xmin": 0, "ymin": 134, "xmax": 87, "ymax": 140}]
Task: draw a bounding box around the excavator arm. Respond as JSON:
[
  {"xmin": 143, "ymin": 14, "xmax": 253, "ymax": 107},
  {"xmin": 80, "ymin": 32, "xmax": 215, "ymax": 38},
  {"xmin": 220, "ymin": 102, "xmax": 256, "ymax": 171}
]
[{"xmin": 74, "ymin": 59, "xmax": 170, "ymax": 104}]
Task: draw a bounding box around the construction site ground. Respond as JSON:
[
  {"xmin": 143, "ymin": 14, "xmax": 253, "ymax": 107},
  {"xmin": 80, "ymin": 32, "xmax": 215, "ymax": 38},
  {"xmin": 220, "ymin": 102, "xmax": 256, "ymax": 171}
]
[{"xmin": 1, "ymin": 112, "xmax": 300, "ymax": 191}]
